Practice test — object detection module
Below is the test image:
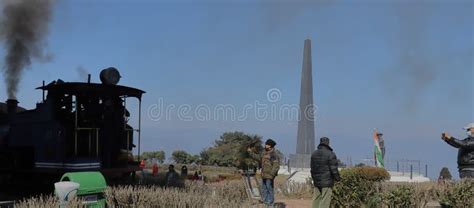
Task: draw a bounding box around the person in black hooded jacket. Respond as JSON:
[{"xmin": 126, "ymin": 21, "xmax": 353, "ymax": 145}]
[{"xmin": 310, "ymin": 137, "xmax": 341, "ymax": 208}]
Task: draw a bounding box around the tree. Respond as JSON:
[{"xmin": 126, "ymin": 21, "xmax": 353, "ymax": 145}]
[
  {"xmin": 141, "ymin": 151, "xmax": 166, "ymax": 163},
  {"xmin": 200, "ymin": 131, "xmax": 264, "ymax": 168},
  {"xmin": 153, "ymin": 151, "xmax": 165, "ymax": 163},
  {"xmin": 188, "ymin": 154, "xmax": 201, "ymax": 164},
  {"xmin": 439, "ymin": 167, "xmax": 452, "ymax": 180},
  {"xmin": 200, "ymin": 150, "xmax": 210, "ymax": 164},
  {"xmin": 172, "ymin": 150, "xmax": 192, "ymax": 164}
]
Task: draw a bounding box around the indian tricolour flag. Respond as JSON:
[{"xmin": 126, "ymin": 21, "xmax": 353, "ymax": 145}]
[{"xmin": 373, "ymin": 130, "xmax": 384, "ymax": 168}]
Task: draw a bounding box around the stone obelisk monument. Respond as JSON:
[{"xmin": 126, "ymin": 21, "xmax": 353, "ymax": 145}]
[{"xmin": 290, "ymin": 39, "xmax": 315, "ymax": 169}]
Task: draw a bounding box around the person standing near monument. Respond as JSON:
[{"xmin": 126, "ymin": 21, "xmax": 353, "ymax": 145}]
[
  {"xmin": 442, "ymin": 123, "xmax": 474, "ymax": 178},
  {"xmin": 310, "ymin": 137, "xmax": 341, "ymax": 208},
  {"xmin": 247, "ymin": 139, "xmax": 280, "ymax": 207},
  {"xmin": 377, "ymin": 132, "xmax": 386, "ymax": 162},
  {"xmin": 373, "ymin": 130, "xmax": 385, "ymax": 168}
]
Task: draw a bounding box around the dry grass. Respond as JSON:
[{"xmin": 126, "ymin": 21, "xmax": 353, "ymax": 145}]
[
  {"xmin": 274, "ymin": 175, "xmax": 313, "ymax": 199},
  {"xmin": 14, "ymin": 195, "xmax": 85, "ymax": 208},
  {"xmin": 15, "ymin": 180, "xmax": 249, "ymax": 208},
  {"xmin": 106, "ymin": 181, "xmax": 248, "ymax": 207},
  {"xmin": 15, "ymin": 165, "xmax": 473, "ymax": 208}
]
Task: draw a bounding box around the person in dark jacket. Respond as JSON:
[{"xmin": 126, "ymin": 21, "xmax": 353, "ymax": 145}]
[
  {"xmin": 310, "ymin": 137, "xmax": 341, "ymax": 208},
  {"xmin": 181, "ymin": 165, "xmax": 188, "ymax": 178},
  {"xmin": 248, "ymin": 139, "xmax": 280, "ymax": 207},
  {"xmin": 442, "ymin": 123, "xmax": 474, "ymax": 178},
  {"xmin": 165, "ymin": 164, "xmax": 180, "ymax": 187}
]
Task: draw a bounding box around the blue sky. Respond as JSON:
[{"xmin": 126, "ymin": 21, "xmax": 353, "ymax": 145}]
[{"xmin": 0, "ymin": 0, "xmax": 472, "ymax": 178}]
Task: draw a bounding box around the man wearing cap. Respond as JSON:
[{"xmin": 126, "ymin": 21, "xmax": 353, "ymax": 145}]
[
  {"xmin": 310, "ymin": 137, "xmax": 341, "ymax": 208},
  {"xmin": 442, "ymin": 123, "xmax": 474, "ymax": 178},
  {"xmin": 247, "ymin": 139, "xmax": 280, "ymax": 207}
]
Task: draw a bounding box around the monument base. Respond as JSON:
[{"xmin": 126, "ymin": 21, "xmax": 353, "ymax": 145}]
[{"xmin": 289, "ymin": 154, "xmax": 312, "ymax": 169}]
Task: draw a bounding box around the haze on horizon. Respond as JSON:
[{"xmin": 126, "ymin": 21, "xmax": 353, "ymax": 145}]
[{"xmin": 0, "ymin": 0, "xmax": 472, "ymax": 179}]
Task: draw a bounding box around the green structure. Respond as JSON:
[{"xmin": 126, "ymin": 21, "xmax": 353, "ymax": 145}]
[{"xmin": 59, "ymin": 171, "xmax": 107, "ymax": 207}]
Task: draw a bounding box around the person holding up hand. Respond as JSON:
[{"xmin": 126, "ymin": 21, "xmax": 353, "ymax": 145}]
[{"xmin": 442, "ymin": 123, "xmax": 474, "ymax": 179}]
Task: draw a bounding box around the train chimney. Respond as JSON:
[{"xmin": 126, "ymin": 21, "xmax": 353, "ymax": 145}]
[{"xmin": 6, "ymin": 99, "xmax": 18, "ymax": 121}]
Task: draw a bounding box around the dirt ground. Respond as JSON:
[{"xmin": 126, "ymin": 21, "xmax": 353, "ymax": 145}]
[
  {"xmin": 248, "ymin": 199, "xmax": 442, "ymax": 208},
  {"xmin": 246, "ymin": 199, "xmax": 311, "ymax": 208},
  {"xmin": 277, "ymin": 199, "xmax": 312, "ymax": 208}
]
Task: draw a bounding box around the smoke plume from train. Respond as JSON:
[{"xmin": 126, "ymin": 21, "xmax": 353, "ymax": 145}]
[{"xmin": 0, "ymin": 0, "xmax": 54, "ymax": 99}]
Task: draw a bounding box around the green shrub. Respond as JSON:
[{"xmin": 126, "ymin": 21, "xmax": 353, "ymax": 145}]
[
  {"xmin": 379, "ymin": 180, "xmax": 473, "ymax": 208},
  {"xmin": 365, "ymin": 192, "xmax": 384, "ymax": 208},
  {"xmin": 439, "ymin": 167, "xmax": 453, "ymax": 180},
  {"xmin": 384, "ymin": 185, "xmax": 415, "ymax": 208},
  {"xmin": 351, "ymin": 167, "xmax": 390, "ymax": 182},
  {"xmin": 332, "ymin": 167, "xmax": 389, "ymax": 208},
  {"xmin": 276, "ymin": 167, "xmax": 389, "ymax": 206},
  {"xmin": 412, "ymin": 182, "xmax": 439, "ymax": 208},
  {"xmin": 438, "ymin": 179, "xmax": 474, "ymax": 208}
]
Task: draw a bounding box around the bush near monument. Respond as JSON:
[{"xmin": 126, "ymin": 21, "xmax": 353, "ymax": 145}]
[
  {"xmin": 439, "ymin": 167, "xmax": 453, "ymax": 180},
  {"xmin": 279, "ymin": 168, "xmax": 472, "ymax": 208},
  {"xmin": 438, "ymin": 179, "xmax": 474, "ymax": 207},
  {"xmin": 350, "ymin": 166, "xmax": 391, "ymax": 181},
  {"xmin": 332, "ymin": 167, "xmax": 390, "ymax": 207}
]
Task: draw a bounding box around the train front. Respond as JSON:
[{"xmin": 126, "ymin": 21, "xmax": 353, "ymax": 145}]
[{"xmin": 35, "ymin": 68, "xmax": 145, "ymax": 180}]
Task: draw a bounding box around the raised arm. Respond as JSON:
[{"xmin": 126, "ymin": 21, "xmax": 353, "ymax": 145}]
[{"xmin": 445, "ymin": 137, "xmax": 474, "ymax": 150}]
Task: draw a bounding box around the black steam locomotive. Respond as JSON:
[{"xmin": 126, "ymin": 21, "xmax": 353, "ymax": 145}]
[{"xmin": 0, "ymin": 68, "xmax": 145, "ymax": 187}]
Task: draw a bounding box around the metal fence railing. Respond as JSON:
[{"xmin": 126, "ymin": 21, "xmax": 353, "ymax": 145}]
[{"xmin": 354, "ymin": 158, "xmax": 429, "ymax": 178}]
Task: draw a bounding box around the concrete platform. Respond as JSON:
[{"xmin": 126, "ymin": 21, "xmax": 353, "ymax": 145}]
[{"xmin": 280, "ymin": 166, "xmax": 431, "ymax": 183}]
